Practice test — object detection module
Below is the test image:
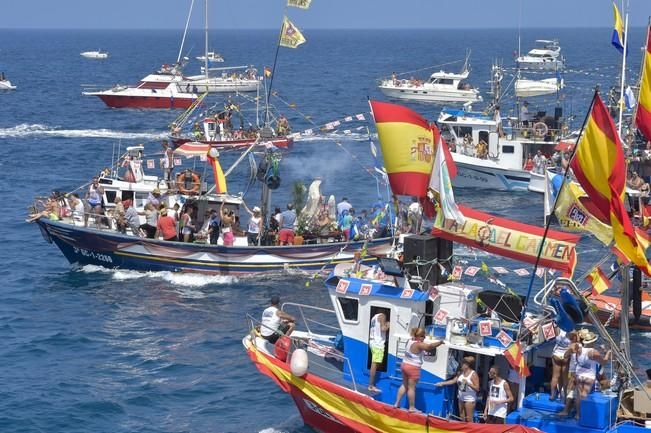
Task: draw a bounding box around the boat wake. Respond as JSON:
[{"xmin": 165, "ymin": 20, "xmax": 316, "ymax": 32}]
[
  {"xmin": 295, "ymin": 130, "xmax": 371, "ymax": 142},
  {"xmin": 78, "ymin": 264, "xmax": 237, "ymax": 287},
  {"xmin": 0, "ymin": 123, "xmax": 167, "ymax": 140}
]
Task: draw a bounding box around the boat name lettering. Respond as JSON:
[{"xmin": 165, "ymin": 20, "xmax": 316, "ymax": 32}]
[
  {"xmin": 73, "ymin": 247, "xmax": 113, "ymax": 263},
  {"xmin": 442, "ymin": 219, "xmax": 574, "ymax": 261}
]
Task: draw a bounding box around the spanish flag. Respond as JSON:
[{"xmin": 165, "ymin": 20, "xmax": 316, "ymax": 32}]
[
  {"xmin": 207, "ymin": 151, "xmax": 227, "ymax": 194},
  {"xmin": 636, "ymin": 26, "xmax": 651, "ymax": 142},
  {"xmin": 504, "ymin": 341, "xmax": 530, "ymax": 378},
  {"xmin": 611, "ymin": 2, "xmax": 627, "ymax": 55},
  {"xmin": 570, "ymin": 93, "xmax": 651, "ymax": 276},
  {"xmin": 279, "ymin": 16, "xmax": 306, "ymax": 49},
  {"xmin": 369, "ymin": 100, "xmax": 435, "ymax": 197},
  {"xmin": 587, "ymin": 267, "xmax": 611, "ymax": 295}
]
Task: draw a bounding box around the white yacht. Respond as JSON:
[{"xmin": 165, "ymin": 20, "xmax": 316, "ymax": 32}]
[
  {"xmin": 516, "ymin": 39, "xmax": 564, "ymax": 70},
  {"xmin": 515, "ymin": 76, "xmax": 564, "ymax": 98},
  {"xmin": 196, "ymin": 51, "xmax": 223, "ymax": 63},
  {"xmin": 378, "ymin": 68, "xmax": 481, "ymax": 103},
  {"xmin": 182, "ymin": 66, "xmax": 261, "ymax": 93},
  {"xmin": 437, "ymin": 107, "xmax": 561, "ymax": 192},
  {"xmin": 0, "ymin": 72, "xmax": 16, "ymax": 90},
  {"xmin": 80, "ymin": 50, "xmax": 109, "ymax": 59}
]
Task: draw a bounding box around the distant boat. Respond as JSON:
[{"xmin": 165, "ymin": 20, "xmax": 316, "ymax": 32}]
[
  {"xmin": 80, "ymin": 50, "xmax": 109, "ymax": 59},
  {"xmin": 378, "ymin": 53, "xmax": 481, "ymax": 103},
  {"xmin": 515, "ymin": 77, "xmax": 564, "ymax": 97},
  {"xmin": 515, "ymin": 39, "xmax": 564, "ymax": 71},
  {"xmin": 0, "ymin": 73, "xmax": 16, "ymax": 90},
  {"xmin": 196, "ymin": 51, "xmax": 224, "ymax": 63},
  {"xmin": 82, "ymin": 62, "xmax": 198, "ymax": 109}
]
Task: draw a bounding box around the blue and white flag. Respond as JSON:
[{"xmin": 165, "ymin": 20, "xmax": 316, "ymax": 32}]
[
  {"xmin": 624, "ymin": 86, "xmax": 636, "ymax": 110},
  {"xmin": 369, "ymin": 141, "xmax": 388, "ymax": 181}
]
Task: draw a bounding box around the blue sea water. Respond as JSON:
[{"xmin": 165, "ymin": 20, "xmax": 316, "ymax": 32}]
[{"xmin": 0, "ymin": 27, "xmax": 650, "ymax": 433}]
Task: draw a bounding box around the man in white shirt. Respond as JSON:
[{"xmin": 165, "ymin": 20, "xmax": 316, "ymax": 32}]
[
  {"xmin": 260, "ymin": 295, "xmax": 296, "ymax": 344},
  {"xmin": 337, "ymin": 197, "xmax": 353, "ymax": 217},
  {"xmin": 533, "ymin": 150, "xmax": 547, "ymax": 175},
  {"xmin": 368, "ymin": 312, "xmax": 389, "ymax": 393}
]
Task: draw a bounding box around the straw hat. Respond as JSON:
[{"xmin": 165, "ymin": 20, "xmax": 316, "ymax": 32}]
[{"xmin": 578, "ymin": 328, "xmax": 598, "ymax": 345}]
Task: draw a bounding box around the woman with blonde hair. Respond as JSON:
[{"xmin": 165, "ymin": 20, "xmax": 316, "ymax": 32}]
[
  {"xmin": 394, "ymin": 328, "xmax": 444, "ymax": 412},
  {"xmin": 436, "ymin": 355, "xmax": 480, "ymax": 421}
]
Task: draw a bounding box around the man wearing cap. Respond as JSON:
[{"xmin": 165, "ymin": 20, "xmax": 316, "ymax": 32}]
[
  {"xmin": 278, "ymin": 203, "xmax": 297, "ymax": 245},
  {"xmin": 242, "ymin": 202, "xmax": 263, "ymax": 246},
  {"xmin": 260, "ymin": 295, "xmax": 295, "ymax": 344}
]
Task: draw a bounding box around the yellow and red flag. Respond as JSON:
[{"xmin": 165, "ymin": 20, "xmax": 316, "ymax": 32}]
[
  {"xmin": 587, "ymin": 267, "xmax": 611, "ymax": 295},
  {"xmin": 279, "ymin": 16, "xmax": 306, "ymax": 49},
  {"xmin": 504, "ymin": 341, "xmax": 530, "ymax": 377},
  {"xmin": 636, "ymin": 26, "xmax": 651, "ymax": 141},
  {"xmin": 207, "ymin": 151, "xmax": 227, "ymax": 194},
  {"xmin": 263, "ymin": 66, "xmax": 272, "ymax": 78},
  {"xmin": 570, "ymin": 93, "xmax": 651, "ymax": 275},
  {"xmin": 369, "ymin": 100, "xmax": 435, "ymax": 197}
]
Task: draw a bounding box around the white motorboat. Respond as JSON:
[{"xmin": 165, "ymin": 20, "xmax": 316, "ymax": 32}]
[
  {"xmin": 82, "ymin": 63, "xmax": 198, "ymax": 109},
  {"xmin": 0, "ymin": 75, "xmax": 16, "ymax": 90},
  {"xmin": 438, "ymin": 108, "xmax": 562, "ymax": 192},
  {"xmin": 516, "ymin": 39, "xmax": 564, "ymax": 70},
  {"xmin": 378, "ymin": 68, "xmax": 481, "ymax": 103},
  {"xmin": 196, "ymin": 51, "xmax": 223, "ymax": 63},
  {"xmin": 515, "ymin": 77, "xmax": 564, "ymax": 97},
  {"xmin": 80, "ymin": 50, "xmax": 109, "ymax": 59}
]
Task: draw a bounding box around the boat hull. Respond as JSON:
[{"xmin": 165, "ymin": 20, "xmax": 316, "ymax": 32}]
[
  {"xmin": 171, "ymin": 136, "xmax": 293, "ymax": 150},
  {"xmin": 453, "ymin": 157, "xmax": 531, "ymax": 191},
  {"xmin": 244, "ymin": 337, "xmax": 538, "ymax": 433},
  {"xmin": 378, "ymin": 85, "xmax": 481, "ymax": 103},
  {"xmin": 515, "ymin": 60, "xmax": 563, "ymax": 71},
  {"xmin": 0, "ymin": 80, "xmax": 16, "ymax": 90},
  {"xmin": 181, "ymin": 77, "xmax": 260, "ymax": 93},
  {"xmin": 36, "ymin": 219, "xmax": 391, "ymax": 275},
  {"xmin": 91, "ymin": 93, "xmax": 196, "ymax": 109},
  {"xmin": 588, "ymin": 292, "xmax": 651, "ymax": 331}
]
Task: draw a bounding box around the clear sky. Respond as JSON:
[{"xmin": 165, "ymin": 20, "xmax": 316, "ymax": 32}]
[{"xmin": 1, "ymin": 0, "xmax": 649, "ymax": 30}]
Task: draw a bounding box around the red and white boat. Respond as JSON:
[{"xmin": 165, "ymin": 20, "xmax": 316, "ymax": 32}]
[{"xmin": 83, "ymin": 64, "xmax": 198, "ymax": 109}]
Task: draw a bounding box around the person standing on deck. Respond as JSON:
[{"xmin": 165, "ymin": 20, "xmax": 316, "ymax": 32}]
[{"xmin": 368, "ymin": 312, "xmax": 389, "ymax": 393}]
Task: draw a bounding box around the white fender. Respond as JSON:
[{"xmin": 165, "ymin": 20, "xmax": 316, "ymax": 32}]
[{"xmin": 290, "ymin": 348, "xmax": 309, "ymax": 377}]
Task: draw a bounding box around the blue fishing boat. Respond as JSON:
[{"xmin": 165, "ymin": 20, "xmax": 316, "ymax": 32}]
[{"xmin": 244, "ymin": 235, "xmax": 651, "ymax": 433}]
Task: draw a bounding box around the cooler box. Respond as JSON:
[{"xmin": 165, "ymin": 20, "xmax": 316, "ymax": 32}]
[
  {"xmin": 426, "ymin": 324, "xmax": 447, "ymax": 338},
  {"xmin": 522, "ymin": 393, "xmax": 565, "ymax": 413},
  {"xmin": 579, "ymin": 393, "xmax": 618, "ymax": 429}
]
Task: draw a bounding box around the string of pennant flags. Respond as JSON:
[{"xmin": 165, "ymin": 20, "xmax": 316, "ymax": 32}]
[{"xmin": 286, "ymin": 113, "xmax": 368, "ymax": 139}]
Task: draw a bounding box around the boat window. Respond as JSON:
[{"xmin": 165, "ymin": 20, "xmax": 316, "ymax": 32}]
[
  {"xmin": 138, "ymin": 81, "xmax": 170, "ymax": 90},
  {"xmin": 502, "ymin": 145, "xmax": 515, "ymax": 154},
  {"xmin": 338, "ymin": 297, "xmax": 359, "ymax": 322},
  {"xmin": 121, "ymin": 191, "xmax": 134, "ymax": 202},
  {"xmin": 453, "ymin": 126, "xmax": 473, "ymax": 138},
  {"xmin": 105, "ymin": 190, "xmax": 117, "ymax": 204},
  {"xmin": 438, "ymin": 79, "xmax": 454, "ymax": 85}
]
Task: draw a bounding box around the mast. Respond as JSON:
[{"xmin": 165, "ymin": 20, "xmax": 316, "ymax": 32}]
[
  {"xmin": 617, "ymin": 0, "xmax": 629, "ymax": 137},
  {"xmin": 178, "ymin": 0, "xmax": 195, "ymax": 64},
  {"xmin": 620, "ymin": 265, "xmax": 632, "ymax": 360},
  {"xmin": 204, "ymin": 0, "xmax": 209, "ymax": 80}
]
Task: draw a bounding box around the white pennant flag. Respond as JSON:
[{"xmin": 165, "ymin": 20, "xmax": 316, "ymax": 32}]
[{"xmin": 429, "ymin": 134, "xmax": 464, "ymax": 224}]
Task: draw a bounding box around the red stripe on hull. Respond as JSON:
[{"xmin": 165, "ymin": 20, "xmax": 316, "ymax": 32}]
[{"xmin": 96, "ymin": 94, "xmax": 195, "ymax": 109}]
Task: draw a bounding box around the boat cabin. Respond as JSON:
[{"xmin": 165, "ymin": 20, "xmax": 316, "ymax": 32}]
[{"xmin": 321, "ymin": 258, "xmax": 530, "ymax": 417}]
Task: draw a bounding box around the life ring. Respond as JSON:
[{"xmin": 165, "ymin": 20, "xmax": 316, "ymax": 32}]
[
  {"xmin": 533, "ymin": 122, "xmax": 548, "ymax": 138},
  {"xmin": 176, "ymin": 171, "xmax": 200, "ymax": 195}
]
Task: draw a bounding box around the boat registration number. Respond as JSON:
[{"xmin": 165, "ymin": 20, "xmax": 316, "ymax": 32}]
[{"xmin": 73, "ymin": 247, "xmax": 113, "ymax": 263}]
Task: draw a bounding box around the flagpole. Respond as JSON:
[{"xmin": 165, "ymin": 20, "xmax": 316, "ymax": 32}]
[
  {"xmin": 617, "ymin": 2, "xmax": 629, "ymax": 138},
  {"xmin": 265, "ymin": 6, "xmax": 289, "ymax": 126},
  {"xmin": 519, "ymin": 89, "xmax": 599, "ymax": 328}
]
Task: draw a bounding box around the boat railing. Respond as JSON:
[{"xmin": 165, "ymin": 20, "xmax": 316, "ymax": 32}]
[
  {"xmin": 281, "ymin": 302, "xmax": 339, "ymax": 336},
  {"xmin": 245, "ymin": 312, "xmax": 362, "ymax": 393}
]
